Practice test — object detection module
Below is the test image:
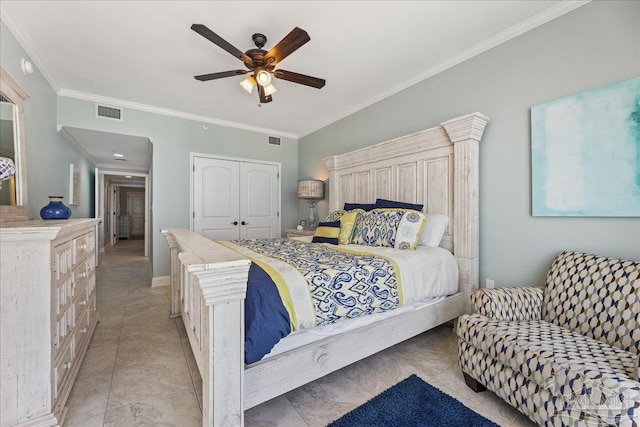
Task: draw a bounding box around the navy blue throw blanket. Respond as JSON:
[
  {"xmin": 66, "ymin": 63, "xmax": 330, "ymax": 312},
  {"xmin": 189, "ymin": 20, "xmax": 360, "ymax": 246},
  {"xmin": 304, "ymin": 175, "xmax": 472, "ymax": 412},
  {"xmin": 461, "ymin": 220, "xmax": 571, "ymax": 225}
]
[
  {"xmin": 244, "ymin": 263, "xmax": 291, "ymax": 364},
  {"xmin": 328, "ymin": 375, "xmax": 499, "ymax": 427}
]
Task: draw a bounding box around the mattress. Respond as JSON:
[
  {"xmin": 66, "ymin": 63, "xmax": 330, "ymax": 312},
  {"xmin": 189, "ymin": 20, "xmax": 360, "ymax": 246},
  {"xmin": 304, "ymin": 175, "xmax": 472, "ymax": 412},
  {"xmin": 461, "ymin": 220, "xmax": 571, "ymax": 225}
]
[{"xmin": 260, "ymin": 244, "xmax": 459, "ymax": 360}]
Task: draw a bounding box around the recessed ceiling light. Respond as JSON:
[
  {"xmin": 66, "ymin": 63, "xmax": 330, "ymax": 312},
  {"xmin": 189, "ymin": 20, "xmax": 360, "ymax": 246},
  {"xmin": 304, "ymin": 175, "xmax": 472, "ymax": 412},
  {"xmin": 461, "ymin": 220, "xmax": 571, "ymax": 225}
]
[
  {"xmin": 113, "ymin": 153, "xmax": 124, "ymax": 158},
  {"xmin": 125, "ymin": 175, "xmax": 132, "ymax": 178}
]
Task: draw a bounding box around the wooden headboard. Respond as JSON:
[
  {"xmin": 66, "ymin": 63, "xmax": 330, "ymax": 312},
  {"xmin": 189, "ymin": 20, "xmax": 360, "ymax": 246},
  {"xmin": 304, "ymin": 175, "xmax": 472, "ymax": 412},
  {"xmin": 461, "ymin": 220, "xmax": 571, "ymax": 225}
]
[{"xmin": 323, "ymin": 112, "xmax": 489, "ymax": 310}]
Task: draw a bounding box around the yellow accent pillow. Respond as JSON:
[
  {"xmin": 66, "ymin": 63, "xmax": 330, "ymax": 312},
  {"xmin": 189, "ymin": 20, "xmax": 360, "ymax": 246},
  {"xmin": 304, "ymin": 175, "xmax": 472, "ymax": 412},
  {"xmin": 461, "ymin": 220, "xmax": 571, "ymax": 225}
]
[
  {"xmin": 312, "ymin": 221, "xmax": 340, "ymax": 244},
  {"xmin": 338, "ymin": 211, "xmax": 359, "ymax": 245}
]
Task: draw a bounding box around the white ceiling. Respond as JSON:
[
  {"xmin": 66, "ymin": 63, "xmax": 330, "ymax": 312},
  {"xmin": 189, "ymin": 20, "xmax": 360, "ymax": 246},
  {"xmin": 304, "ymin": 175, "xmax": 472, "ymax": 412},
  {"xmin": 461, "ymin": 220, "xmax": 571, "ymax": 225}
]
[{"xmin": 2, "ymin": 1, "xmax": 585, "ymax": 146}]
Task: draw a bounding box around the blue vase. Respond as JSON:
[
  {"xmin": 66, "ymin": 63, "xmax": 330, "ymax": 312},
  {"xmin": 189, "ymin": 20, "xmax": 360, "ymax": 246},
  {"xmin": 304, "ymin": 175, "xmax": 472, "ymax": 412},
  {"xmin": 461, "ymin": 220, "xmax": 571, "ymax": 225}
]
[{"xmin": 40, "ymin": 196, "xmax": 72, "ymax": 220}]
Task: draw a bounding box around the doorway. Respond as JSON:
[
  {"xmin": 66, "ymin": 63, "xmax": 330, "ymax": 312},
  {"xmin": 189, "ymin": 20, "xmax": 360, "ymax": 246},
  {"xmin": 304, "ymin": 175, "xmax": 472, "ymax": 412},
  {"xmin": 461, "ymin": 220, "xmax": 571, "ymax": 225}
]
[{"xmin": 95, "ymin": 170, "xmax": 150, "ymax": 257}]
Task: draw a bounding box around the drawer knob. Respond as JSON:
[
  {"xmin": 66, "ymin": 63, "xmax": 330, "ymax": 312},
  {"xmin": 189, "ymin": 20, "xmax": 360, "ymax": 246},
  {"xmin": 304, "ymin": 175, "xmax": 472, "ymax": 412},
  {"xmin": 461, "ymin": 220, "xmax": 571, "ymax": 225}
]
[{"xmin": 316, "ymin": 353, "xmax": 329, "ymax": 365}]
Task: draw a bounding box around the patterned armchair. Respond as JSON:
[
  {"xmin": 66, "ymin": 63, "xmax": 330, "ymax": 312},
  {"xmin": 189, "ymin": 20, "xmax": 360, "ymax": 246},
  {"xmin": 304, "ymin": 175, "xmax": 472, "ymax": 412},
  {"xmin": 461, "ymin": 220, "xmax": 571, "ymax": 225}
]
[{"xmin": 457, "ymin": 251, "xmax": 640, "ymax": 426}]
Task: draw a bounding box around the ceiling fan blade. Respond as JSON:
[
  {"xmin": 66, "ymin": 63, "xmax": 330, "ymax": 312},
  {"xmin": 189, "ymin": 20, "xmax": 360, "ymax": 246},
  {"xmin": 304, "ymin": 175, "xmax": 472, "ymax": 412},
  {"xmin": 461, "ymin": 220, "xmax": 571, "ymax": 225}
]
[
  {"xmin": 191, "ymin": 24, "xmax": 253, "ymax": 65},
  {"xmin": 273, "ymin": 69, "xmax": 325, "ymax": 89},
  {"xmin": 258, "ymin": 85, "xmax": 273, "ymax": 103},
  {"xmin": 264, "ymin": 27, "xmax": 310, "ymax": 66},
  {"xmin": 194, "ymin": 70, "xmax": 248, "ymax": 81}
]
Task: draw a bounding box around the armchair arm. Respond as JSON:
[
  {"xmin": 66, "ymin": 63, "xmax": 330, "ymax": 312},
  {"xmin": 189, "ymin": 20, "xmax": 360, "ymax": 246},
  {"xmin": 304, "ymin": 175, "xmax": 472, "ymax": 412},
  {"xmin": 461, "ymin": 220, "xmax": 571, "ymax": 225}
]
[{"xmin": 471, "ymin": 287, "xmax": 544, "ymax": 321}]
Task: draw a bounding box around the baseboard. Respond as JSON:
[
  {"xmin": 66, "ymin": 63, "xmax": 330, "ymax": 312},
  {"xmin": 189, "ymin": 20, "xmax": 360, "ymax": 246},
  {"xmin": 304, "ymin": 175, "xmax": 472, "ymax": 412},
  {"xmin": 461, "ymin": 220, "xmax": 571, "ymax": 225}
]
[{"xmin": 151, "ymin": 275, "xmax": 170, "ymax": 287}]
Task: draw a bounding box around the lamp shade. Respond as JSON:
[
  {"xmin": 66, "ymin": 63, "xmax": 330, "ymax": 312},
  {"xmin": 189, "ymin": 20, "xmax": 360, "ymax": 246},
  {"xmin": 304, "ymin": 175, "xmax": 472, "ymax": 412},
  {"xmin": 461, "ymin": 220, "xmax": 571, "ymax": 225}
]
[
  {"xmin": 297, "ymin": 179, "xmax": 324, "ymax": 200},
  {"xmin": 0, "ymin": 157, "xmax": 16, "ymax": 182}
]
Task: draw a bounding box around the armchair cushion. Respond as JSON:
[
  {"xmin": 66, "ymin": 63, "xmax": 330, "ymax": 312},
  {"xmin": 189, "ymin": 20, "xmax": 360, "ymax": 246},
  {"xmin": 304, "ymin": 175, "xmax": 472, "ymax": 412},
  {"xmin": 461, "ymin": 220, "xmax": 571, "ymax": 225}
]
[
  {"xmin": 458, "ymin": 314, "xmax": 640, "ymax": 425},
  {"xmin": 471, "ymin": 287, "xmax": 544, "ymax": 321}
]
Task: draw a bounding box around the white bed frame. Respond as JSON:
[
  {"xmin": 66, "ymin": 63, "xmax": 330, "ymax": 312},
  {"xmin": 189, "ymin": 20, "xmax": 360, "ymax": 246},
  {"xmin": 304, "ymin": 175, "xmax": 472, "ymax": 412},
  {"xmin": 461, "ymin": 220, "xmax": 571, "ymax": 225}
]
[{"xmin": 161, "ymin": 112, "xmax": 489, "ymax": 426}]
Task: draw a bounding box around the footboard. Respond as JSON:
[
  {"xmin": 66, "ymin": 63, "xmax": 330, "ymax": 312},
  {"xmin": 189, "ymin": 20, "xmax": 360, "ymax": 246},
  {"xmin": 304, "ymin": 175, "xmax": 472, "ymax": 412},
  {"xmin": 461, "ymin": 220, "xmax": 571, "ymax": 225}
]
[{"xmin": 162, "ymin": 229, "xmax": 250, "ymax": 426}]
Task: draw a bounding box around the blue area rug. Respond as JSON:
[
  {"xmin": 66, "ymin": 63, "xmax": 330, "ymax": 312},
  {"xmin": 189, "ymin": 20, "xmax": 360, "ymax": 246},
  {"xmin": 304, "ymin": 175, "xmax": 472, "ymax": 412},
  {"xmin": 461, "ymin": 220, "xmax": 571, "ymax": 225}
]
[{"xmin": 327, "ymin": 374, "xmax": 498, "ymax": 427}]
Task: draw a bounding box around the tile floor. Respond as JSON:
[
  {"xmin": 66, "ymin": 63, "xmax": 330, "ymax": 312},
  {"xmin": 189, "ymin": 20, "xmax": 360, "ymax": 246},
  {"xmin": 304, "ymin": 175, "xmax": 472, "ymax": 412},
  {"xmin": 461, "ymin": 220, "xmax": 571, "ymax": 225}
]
[{"xmin": 64, "ymin": 239, "xmax": 537, "ymax": 427}]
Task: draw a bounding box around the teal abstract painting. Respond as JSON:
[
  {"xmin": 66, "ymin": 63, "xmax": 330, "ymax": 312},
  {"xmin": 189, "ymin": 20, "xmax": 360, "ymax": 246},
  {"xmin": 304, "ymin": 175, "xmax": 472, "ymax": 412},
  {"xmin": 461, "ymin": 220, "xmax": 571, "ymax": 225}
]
[{"xmin": 531, "ymin": 76, "xmax": 640, "ymax": 217}]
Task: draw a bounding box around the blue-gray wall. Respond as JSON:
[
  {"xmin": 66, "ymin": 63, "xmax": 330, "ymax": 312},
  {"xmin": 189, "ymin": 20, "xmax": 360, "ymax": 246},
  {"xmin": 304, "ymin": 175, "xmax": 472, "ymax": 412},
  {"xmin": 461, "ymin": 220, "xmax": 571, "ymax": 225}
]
[
  {"xmin": 299, "ymin": 1, "xmax": 640, "ymax": 287},
  {"xmin": 56, "ymin": 96, "xmax": 298, "ymax": 278},
  {"xmin": 1, "ymin": 21, "xmax": 95, "ymax": 219}
]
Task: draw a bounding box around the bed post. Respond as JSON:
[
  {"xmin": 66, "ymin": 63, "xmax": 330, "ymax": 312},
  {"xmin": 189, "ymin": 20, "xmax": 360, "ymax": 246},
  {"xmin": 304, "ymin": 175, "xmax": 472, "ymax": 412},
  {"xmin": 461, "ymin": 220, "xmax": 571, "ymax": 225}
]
[
  {"xmin": 163, "ymin": 231, "xmax": 181, "ymax": 317},
  {"xmin": 441, "ymin": 112, "xmax": 489, "ymax": 313},
  {"xmin": 192, "ymin": 262, "xmax": 249, "ymax": 427},
  {"xmin": 161, "ymin": 229, "xmax": 251, "ymax": 427}
]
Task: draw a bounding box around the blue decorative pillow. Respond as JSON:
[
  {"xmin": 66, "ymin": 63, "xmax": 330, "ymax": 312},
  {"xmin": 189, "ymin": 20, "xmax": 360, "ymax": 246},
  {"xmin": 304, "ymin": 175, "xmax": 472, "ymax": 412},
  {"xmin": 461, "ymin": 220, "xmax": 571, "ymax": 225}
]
[
  {"xmin": 312, "ymin": 221, "xmax": 341, "ymax": 245},
  {"xmin": 344, "ymin": 202, "xmax": 375, "ymax": 212},
  {"xmin": 374, "ymin": 198, "xmax": 423, "ymax": 212},
  {"xmin": 350, "ymin": 209, "xmax": 405, "ymax": 247}
]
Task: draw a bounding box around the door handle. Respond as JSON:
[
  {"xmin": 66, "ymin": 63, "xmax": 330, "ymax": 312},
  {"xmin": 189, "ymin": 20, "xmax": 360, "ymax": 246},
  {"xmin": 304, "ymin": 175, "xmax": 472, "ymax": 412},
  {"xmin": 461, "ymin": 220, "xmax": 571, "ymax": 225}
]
[
  {"xmin": 231, "ymin": 221, "xmax": 238, "ymax": 225},
  {"xmin": 241, "ymin": 221, "xmax": 249, "ymax": 225}
]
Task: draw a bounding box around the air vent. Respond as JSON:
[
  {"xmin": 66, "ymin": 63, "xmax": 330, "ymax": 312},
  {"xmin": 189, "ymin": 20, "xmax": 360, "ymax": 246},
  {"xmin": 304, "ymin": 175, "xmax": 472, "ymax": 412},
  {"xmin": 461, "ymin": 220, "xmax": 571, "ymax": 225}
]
[
  {"xmin": 268, "ymin": 136, "xmax": 281, "ymax": 146},
  {"xmin": 0, "ymin": 94, "xmax": 10, "ymax": 103},
  {"xmin": 96, "ymin": 104, "xmax": 123, "ymax": 121}
]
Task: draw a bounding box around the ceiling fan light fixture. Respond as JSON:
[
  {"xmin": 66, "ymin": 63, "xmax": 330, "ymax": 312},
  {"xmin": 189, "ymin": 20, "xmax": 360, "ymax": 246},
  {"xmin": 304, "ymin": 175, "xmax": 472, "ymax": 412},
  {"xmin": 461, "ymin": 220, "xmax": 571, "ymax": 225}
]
[
  {"xmin": 240, "ymin": 75, "xmax": 256, "ymax": 94},
  {"xmin": 255, "ymin": 68, "xmax": 272, "ymax": 86},
  {"xmin": 263, "ymin": 83, "xmax": 277, "ymax": 96}
]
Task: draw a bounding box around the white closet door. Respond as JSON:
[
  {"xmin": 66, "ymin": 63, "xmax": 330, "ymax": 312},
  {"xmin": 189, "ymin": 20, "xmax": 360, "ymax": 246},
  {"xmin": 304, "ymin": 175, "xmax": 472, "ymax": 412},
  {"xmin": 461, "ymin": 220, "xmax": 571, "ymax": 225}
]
[
  {"xmin": 240, "ymin": 162, "xmax": 279, "ymax": 239},
  {"xmin": 193, "ymin": 157, "xmax": 241, "ymax": 240}
]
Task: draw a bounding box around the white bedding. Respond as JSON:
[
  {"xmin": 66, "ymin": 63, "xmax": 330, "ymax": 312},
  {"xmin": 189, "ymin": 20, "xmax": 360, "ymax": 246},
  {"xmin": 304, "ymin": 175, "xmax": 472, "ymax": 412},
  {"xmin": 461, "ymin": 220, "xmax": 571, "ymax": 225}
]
[
  {"xmin": 348, "ymin": 244, "xmax": 459, "ymax": 304},
  {"xmin": 259, "ymin": 244, "xmax": 458, "ymax": 361}
]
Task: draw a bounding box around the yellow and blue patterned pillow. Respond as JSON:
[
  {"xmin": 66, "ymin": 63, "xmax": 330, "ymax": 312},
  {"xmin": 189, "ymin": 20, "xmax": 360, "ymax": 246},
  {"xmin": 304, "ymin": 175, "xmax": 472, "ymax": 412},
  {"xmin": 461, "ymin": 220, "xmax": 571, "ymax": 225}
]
[
  {"xmin": 312, "ymin": 220, "xmax": 341, "ymax": 245},
  {"xmin": 338, "ymin": 210, "xmax": 361, "ymax": 245},
  {"xmin": 394, "ymin": 211, "xmax": 426, "ymax": 250},
  {"xmin": 350, "ymin": 209, "xmax": 405, "ymax": 247}
]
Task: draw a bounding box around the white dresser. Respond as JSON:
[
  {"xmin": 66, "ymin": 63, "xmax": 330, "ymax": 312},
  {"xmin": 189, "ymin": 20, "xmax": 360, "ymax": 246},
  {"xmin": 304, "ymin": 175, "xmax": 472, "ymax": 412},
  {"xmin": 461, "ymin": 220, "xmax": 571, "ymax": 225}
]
[{"xmin": 0, "ymin": 218, "xmax": 99, "ymax": 427}]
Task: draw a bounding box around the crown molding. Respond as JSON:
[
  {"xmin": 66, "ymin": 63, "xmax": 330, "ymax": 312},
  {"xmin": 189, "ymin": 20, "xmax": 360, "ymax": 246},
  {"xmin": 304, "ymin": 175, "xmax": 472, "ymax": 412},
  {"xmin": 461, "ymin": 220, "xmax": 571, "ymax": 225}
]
[
  {"xmin": 299, "ymin": 0, "xmax": 591, "ymax": 138},
  {"xmin": 0, "ymin": 7, "xmax": 60, "ymax": 93},
  {"xmin": 57, "ymin": 89, "xmax": 299, "ymax": 140},
  {"xmin": 58, "ymin": 125, "xmax": 98, "ymax": 165}
]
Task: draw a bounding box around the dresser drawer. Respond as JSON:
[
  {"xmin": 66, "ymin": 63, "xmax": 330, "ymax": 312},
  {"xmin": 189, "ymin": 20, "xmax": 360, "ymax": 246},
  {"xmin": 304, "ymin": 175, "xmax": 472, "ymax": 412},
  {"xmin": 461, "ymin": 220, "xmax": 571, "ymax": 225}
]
[
  {"xmin": 85, "ymin": 256, "xmax": 96, "ymax": 295},
  {"xmin": 53, "ymin": 241, "xmax": 73, "ymax": 282},
  {"xmin": 54, "ymin": 275, "xmax": 72, "ymax": 319},
  {"xmin": 73, "ymin": 307, "xmax": 90, "ymax": 358},
  {"xmin": 72, "ymin": 281, "xmax": 88, "ymax": 324},
  {"xmin": 72, "ymin": 233, "xmax": 90, "ymax": 264},
  {"xmin": 53, "ymin": 305, "xmax": 75, "ymax": 353},
  {"xmin": 72, "ymin": 262, "xmax": 89, "ymax": 288},
  {"xmin": 53, "ymin": 341, "xmax": 74, "ymax": 399}
]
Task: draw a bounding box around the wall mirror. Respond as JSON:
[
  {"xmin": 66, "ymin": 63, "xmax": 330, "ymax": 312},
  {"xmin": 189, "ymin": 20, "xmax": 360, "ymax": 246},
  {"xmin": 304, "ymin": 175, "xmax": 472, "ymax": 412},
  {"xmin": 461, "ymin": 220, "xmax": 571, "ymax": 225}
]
[{"xmin": 0, "ymin": 66, "xmax": 30, "ymax": 222}]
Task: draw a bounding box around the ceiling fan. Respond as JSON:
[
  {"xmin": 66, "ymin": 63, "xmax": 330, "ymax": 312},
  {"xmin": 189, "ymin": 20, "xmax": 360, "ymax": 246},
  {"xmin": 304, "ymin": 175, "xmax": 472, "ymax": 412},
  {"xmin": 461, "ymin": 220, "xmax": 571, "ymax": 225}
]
[{"xmin": 191, "ymin": 24, "xmax": 326, "ymax": 104}]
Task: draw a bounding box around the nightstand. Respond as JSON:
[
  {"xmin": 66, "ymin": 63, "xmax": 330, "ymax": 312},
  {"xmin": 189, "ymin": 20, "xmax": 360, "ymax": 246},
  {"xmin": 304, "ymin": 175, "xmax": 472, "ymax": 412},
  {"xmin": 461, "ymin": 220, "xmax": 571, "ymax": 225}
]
[{"xmin": 285, "ymin": 228, "xmax": 315, "ymax": 238}]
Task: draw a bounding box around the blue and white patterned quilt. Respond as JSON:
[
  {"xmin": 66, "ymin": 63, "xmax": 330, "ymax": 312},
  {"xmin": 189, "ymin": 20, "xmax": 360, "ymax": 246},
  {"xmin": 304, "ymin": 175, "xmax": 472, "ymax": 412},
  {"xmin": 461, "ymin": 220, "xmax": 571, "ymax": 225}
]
[{"xmin": 220, "ymin": 238, "xmax": 403, "ymax": 363}]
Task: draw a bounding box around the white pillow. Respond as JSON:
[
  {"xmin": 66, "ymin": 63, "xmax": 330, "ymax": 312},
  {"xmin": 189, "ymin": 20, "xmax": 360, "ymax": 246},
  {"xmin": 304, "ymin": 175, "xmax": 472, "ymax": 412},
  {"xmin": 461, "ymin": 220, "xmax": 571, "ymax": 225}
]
[{"xmin": 418, "ymin": 214, "xmax": 449, "ymax": 247}]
